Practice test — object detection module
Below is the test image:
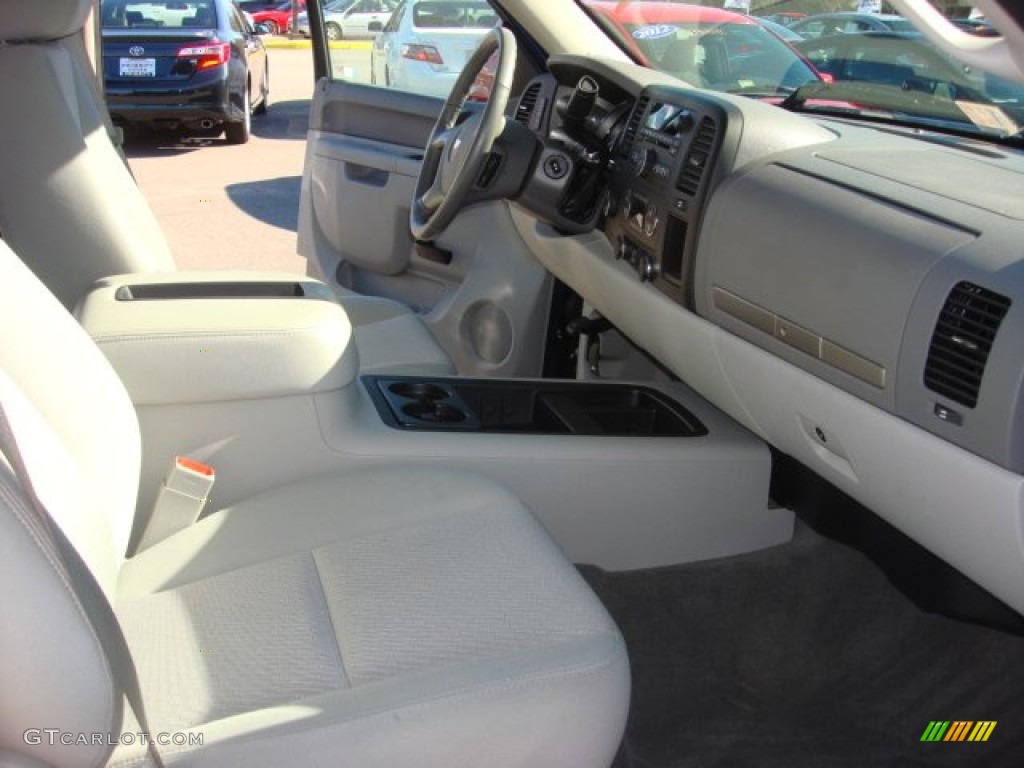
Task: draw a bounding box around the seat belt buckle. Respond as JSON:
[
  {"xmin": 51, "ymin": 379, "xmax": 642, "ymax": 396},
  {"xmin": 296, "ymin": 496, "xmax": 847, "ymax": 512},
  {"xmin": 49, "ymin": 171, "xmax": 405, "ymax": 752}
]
[{"xmin": 138, "ymin": 457, "xmax": 215, "ymax": 550}]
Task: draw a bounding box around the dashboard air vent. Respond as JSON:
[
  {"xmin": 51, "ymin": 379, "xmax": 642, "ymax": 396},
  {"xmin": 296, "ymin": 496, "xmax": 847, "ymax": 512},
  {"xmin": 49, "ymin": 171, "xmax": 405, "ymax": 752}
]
[
  {"xmin": 924, "ymin": 281, "xmax": 1011, "ymax": 408},
  {"xmin": 677, "ymin": 117, "xmax": 717, "ymax": 196},
  {"xmin": 515, "ymin": 81, "xmax": 543, "ymax": 128},
  {"xmin": 622, "ymin": 95, "xmax": 650, "ymax": 149}
]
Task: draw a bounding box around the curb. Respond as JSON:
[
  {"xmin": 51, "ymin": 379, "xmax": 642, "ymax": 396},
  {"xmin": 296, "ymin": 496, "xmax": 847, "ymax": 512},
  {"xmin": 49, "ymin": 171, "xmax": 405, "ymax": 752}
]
[{"xmin": 261, "ymin": 36, "xmax": 372, "ymax": 50}]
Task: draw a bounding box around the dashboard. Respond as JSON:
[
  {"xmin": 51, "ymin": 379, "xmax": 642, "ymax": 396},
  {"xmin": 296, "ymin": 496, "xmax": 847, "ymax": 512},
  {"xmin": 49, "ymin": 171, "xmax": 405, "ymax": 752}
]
[
  {"xmin": 603, "ymin": 88, "xmax": 727, "ymax": 306},
  {"xmin": 507, "ymin": 54, "xmax": 1024, "ymax": 615}
]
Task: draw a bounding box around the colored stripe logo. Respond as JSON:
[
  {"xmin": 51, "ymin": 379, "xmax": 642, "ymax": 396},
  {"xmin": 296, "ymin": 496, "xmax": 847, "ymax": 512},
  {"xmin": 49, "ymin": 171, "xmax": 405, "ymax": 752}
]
[{"xmin": 921, "ymin": 721, "xmax": 997, "ymax": 742}]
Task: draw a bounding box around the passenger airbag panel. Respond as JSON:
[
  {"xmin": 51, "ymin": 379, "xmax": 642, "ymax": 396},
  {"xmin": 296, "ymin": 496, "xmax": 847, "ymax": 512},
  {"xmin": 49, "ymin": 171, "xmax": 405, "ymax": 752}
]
[{"xmin": 696, "ymin": 163, "xmax": 975, "ymax": 408}]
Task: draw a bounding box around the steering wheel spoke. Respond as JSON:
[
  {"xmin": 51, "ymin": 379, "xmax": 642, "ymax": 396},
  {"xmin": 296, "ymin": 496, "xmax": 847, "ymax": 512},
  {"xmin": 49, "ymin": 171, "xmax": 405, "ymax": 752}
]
[
  {"xmin": 430, "ymin": 125, "xmax": 456, "ymax": 153},
  {"xmin": 419, "ymin": 174, "xmax": 446, "ymax": 213},
  {"xmin": 409, "ymin": 28, "xmax": 516, "ymax": 242}
]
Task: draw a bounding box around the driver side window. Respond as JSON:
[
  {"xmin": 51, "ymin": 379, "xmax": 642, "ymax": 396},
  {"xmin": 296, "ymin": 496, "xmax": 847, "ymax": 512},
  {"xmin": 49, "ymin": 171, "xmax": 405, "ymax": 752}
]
[{"xmin": 325, "ymin": 0, "xmax": 499, "ymax": 100}]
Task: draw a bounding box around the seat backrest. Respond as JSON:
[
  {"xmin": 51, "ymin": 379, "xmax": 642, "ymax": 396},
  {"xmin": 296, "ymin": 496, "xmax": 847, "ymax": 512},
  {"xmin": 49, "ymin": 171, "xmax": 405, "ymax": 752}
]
[
  {"xmin": 0, "ymin": 236, "xmax": 141, "ymax": 768},
  {"xmin": 0, "ymin": 0, "xmax": 176, "ymax": 311},
  {"xmin": 183, "ymin": 7, "xmax": 216, "ymax": 27},
  {"xmin": 0, "ymin": 5, "xmax": 145, "ymax": 762}
]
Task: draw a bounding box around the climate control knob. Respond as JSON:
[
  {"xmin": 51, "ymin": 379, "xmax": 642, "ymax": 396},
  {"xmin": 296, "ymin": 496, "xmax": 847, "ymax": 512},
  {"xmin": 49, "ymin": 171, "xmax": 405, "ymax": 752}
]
[
  {"xmin": 621, "ymin": 192, "xmax": 644, "ymax": 221},
  {"xmin": 632, "ymin": 147, "xmax": 658, "ymax": 178},
  {"xmin": 617, "ymin": 237, "xmax": 637, "ymax": 264},
  {"xmin": 643, "ymin": 202, "xmax": 660, "ymax": 237},
  {"xmin": 638, "ymin": 252, "xmax": 656, "ymax": 282}
]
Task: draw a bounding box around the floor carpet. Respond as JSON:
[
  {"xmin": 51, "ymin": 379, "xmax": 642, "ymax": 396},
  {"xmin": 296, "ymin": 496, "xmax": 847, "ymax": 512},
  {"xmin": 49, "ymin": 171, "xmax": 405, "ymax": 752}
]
[{"xmin": 580, "ymin": 522, "xmax": 1024, "ymax": 768}]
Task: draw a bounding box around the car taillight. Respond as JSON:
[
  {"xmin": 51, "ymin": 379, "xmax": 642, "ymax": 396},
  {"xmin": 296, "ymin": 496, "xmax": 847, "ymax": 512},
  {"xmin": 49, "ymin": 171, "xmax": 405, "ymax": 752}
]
[
  {"xmin": 177, "ymin": 42, "xmax": 230, "ymax": 71},
  {"xmin": 401, "ymin": 44, "xmax": 443, "ymax": 65}
]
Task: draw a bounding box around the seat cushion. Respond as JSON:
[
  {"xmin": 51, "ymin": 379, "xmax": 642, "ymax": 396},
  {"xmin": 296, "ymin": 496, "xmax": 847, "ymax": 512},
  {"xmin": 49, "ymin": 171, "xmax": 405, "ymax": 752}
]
[{"xmin": 112, "ymin": 466, "xmax": 629, "ymax": 767}]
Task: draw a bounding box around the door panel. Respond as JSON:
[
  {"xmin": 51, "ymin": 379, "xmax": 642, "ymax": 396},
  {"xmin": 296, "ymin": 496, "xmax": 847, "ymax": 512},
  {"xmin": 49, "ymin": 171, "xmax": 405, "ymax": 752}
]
[
  {"xmin": 308, "ymin": 130, "xmax": 418, "ymax": 276},
  {"xmin": 301, "ymin": 80, "xmax": 444, "ymax": 287},
  {"xmin": 298, "ymin": 5, "xmax": 554, "ymax": 378}
]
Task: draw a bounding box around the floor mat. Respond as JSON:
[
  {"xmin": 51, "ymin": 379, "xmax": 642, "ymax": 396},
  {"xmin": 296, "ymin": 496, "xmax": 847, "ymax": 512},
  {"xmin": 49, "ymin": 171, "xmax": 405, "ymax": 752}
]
[{"xmin": 579, "ymin": 523, "xmax": 1024, "ymax": 768}]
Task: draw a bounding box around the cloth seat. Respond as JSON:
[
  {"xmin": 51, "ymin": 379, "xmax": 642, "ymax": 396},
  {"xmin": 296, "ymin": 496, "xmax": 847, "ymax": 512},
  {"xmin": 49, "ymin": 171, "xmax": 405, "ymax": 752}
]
[
  {"xmin": 0, "ymin": 0, "xmax": 454, "ymax": 376},
  {"xmin": 113, "ymin": 467, "xmax": 628, "ymax": 767},
  {"xmin": 0, "ymin": 239, "xmax": 629, "ymax": 766}
]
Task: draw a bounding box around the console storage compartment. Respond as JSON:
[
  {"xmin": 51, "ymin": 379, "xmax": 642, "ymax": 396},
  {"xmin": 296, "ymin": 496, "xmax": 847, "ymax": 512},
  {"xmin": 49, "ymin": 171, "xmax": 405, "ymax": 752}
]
[
  {"xmin": 367, "ymin": 376, "xmax": 708, "ymax": 436},
  {"xmin": 76, "ymin": 272, "xmax": 358, "ymax": 405},
  {"xmin": 112, "ymin": 280, "xmax": 335, "ymax": 301}
]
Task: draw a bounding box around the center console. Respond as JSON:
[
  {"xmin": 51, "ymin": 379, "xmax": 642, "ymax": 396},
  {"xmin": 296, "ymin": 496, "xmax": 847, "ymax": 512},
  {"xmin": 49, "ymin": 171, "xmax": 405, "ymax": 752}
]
[
  {"xmin": 75, "ymin": 271, "xmax": 791, "ymax": 570},
  {"xmin": 313, "ymin": 373, "xmax": 791, "ymax": 571}
]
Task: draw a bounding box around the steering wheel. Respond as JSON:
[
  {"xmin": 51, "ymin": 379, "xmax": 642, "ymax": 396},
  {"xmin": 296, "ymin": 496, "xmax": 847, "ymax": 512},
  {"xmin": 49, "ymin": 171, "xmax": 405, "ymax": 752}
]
[{"xmin": 410, "ymin": 27, "xmax": 517, "ymax": 242}]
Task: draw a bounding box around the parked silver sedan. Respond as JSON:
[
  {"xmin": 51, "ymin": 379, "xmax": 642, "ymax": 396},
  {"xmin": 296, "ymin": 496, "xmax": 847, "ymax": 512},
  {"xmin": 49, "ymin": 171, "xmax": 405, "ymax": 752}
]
[
  {"xmin": 294, "ymin": 0, "xmax": 396, "ymax": 39},
  {"xmin": 370, "ymin": 0, "xmax": 497, "ymax": 97}
]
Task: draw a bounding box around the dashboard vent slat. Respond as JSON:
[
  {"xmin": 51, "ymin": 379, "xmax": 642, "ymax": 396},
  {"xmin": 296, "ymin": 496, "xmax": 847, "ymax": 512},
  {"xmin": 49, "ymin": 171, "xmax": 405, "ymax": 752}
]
[
  {"xmin": 622, "ymin": 95, "xmax": 650, "ymax": 149},
  {"xmin": 924, "ymin": 281, "xmax": 1011, "ymax": 408},
  {"xmin": 514, "ymin": 82, "xmax": 543, "ymax": 129},
  {"xmin": 677, "ymin": 117, "xmax": 717, "ymax": 196}
]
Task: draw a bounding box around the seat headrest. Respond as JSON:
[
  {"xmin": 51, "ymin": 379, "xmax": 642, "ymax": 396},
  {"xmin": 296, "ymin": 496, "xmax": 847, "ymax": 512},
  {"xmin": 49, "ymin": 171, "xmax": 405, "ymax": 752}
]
[{"xmin": 0, "ymin": 0, "xmax": 90, "ymax": 42}]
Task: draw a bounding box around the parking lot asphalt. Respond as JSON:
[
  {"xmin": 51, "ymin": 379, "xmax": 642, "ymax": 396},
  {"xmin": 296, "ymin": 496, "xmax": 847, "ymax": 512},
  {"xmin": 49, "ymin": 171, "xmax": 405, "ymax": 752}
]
[{"xmin": 125, "ymin": 47, "xmax": 322, "ymax": 274}]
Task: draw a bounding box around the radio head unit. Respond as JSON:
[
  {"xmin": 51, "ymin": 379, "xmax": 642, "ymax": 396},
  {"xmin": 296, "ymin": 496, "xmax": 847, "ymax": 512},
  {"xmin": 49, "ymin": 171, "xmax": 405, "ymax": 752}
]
[{"xmin": 604, "ymin": 87, "xmax": 730, "ymax": 306}]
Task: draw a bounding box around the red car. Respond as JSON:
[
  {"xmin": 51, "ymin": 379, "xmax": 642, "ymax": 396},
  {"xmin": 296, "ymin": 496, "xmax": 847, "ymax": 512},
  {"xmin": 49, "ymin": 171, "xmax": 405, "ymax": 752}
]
[
  {"xmin": 250, "ymin": 0, "xmax": 305, "ymax": 35},
  {"xmin": 583, "ymin": 1, "xmax": 826, "ymax": 96}
]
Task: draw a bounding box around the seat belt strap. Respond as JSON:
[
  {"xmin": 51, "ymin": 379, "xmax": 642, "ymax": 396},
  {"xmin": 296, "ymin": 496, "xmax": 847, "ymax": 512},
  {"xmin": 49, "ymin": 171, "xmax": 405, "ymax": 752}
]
[{"xmin": 0, "ymin": 403, "xmax": 166, "ymax": 768}]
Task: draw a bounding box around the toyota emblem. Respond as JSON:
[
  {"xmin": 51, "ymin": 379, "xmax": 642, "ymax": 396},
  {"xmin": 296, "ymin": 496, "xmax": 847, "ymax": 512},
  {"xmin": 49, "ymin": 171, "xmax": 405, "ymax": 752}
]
[{"xmin": 129, "ymin": 45, "xmax": 145, "ymax": 56}]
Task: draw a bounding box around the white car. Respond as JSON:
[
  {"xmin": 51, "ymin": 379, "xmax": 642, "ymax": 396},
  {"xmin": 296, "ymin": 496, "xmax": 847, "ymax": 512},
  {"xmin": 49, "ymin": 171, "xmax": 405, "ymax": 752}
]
[
  {"xmin": 294, "ymin": 0, "xmax": 396, "ymax": 39},
  {"xmin": 370, "ymin": 0, "xmax": 498, "ymax": 97}
]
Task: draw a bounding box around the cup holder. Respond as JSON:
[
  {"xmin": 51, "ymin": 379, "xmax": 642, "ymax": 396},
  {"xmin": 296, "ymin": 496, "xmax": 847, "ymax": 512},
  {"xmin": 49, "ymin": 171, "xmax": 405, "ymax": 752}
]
[
  {"xmin": 388, "ymin": 382, "xmax": 449, "ymax": 401},
  {"xmin": 376, "ymin": 378, "xmax": 478, "ymax": 429},
  {"xmin": 401, "ymin": 401, "xmax": 467, "ymax": 424}
]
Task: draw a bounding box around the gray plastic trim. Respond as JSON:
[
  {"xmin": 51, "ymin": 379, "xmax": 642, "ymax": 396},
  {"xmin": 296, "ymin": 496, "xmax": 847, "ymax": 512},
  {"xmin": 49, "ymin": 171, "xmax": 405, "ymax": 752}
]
[{"xmin": 713, "ymin": 287, "xmax": 887, "ymax": 389}]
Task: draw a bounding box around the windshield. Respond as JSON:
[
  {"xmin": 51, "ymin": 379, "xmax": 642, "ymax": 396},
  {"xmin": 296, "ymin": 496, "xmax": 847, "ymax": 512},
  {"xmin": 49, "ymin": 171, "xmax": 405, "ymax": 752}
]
[
  {"xmin": 581, "ymin": 1, "xmax": 821, "ymax": 95},
  {"xmin": 579, "ymin": 1, "xmax": 1020, "ymax": 140},
  {"xmin": 792, "ymin": 31, "xmax": 1021, "ymax": 137}
]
